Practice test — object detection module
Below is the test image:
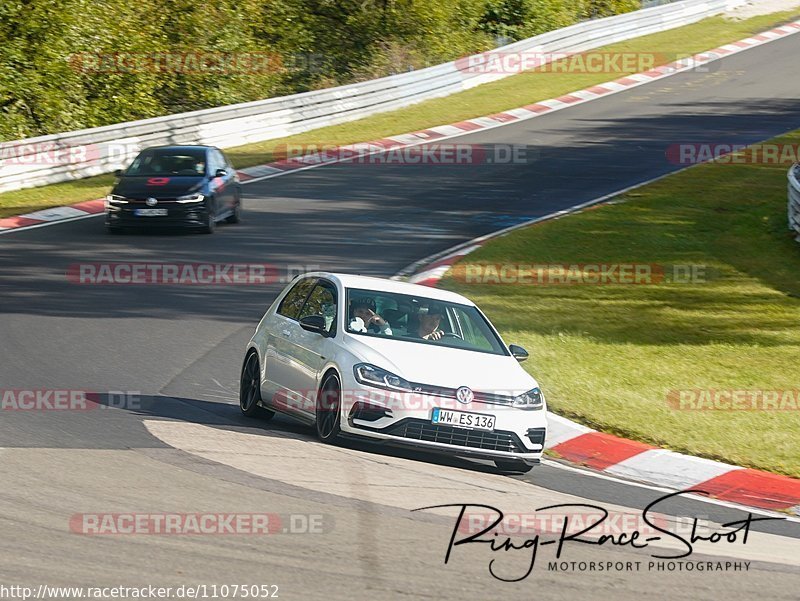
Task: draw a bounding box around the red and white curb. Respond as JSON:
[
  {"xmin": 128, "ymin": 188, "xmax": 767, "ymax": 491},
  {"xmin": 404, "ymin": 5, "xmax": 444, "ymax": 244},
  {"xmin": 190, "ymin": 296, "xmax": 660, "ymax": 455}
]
[
  {"xmin": 0, "ymin": 199, "xmax": 104, "ymax": 231},
  {"xmin": 2, "ymin": 19, "xmax": 800, "ymax": 235},
  {"xmin": 395, "ymin": 190, "xmax": 800, "ymax": 518}
]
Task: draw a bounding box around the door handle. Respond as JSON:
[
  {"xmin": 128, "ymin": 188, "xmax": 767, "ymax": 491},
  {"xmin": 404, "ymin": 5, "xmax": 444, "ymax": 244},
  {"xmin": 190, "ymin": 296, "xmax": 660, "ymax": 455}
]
[{"xmin": 281, "ymin": 329, "xmax": 291, "ymax": 337}]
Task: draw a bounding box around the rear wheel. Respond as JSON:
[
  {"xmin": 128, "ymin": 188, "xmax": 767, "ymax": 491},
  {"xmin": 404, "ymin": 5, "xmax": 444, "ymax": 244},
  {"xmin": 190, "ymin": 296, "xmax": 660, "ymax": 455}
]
[
  {"xmin": 315, "ymin": 372, "xmax": 342, "ymax": 443},
  {"xmin": 494, "ymin": 459, "xmax": 534, "ymax": 474},
  {"xmin": 239, "ymin": 352, "xmax": 274, "ymax": 420}
]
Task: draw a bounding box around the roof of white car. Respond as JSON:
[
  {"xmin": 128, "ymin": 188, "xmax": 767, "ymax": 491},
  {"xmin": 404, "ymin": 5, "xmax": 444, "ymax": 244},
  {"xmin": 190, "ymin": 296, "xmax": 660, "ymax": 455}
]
[{"xmin": 311, "ymin": 272, "xmax": 476, "ymax": 306}]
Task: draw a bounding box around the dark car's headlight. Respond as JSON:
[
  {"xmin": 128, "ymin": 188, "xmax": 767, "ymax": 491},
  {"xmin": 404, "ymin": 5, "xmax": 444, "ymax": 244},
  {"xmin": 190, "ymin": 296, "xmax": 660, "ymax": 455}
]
[
  {"xmin": 354, "ymin": 363, "xmax": 412, "ymax": 391},
  {"xmin": 176, "ymin": 193, "xmax": 205, "ymax": 203},
  {"xmin": 105, "ymin": 194, "xmax": 128, "ymax": 205},
  {"xmin": 513, "ymin": 387, "xmax": 545, "ymax": 410}
]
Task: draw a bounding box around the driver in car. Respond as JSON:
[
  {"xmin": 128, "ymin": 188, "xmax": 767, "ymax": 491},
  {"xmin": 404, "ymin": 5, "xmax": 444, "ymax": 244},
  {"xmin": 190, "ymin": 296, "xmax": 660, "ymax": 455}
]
[
  {"xmin": 414, "ymin": 302, "xmax": 446, "ymax": 341},
  {"xmin": 350, "ymin": 297, "xmax": 393, "ymax": 336}
]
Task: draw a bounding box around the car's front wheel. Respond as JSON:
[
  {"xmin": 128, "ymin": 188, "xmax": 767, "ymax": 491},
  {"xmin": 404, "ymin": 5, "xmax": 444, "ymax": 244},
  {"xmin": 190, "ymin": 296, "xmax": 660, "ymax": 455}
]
[
  {"xmin": 202, "ymin": 201, "xmax": 216, "ymax": 234},
  {"xmin": 494, "ymin": 459, "xmax": 535, "ymax": 474},
  {"xmin": 226, "ymin": 192, "xmax": 241, "ymax": 224},
  {"xmin": 239, "ymin": 352, "xmax": 274, "ymax": 420},
  {"xmin": 315, "ymin": 372, "xmax": 342, "ymax": 443}
]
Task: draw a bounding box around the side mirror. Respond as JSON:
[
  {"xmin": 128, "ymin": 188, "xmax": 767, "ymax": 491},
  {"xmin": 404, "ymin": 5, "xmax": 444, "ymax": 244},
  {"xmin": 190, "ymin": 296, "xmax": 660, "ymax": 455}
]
[
  {"xmin": 509, "ymin": 344, "xmax": 529, "ymax": 362},
  {"xmin": 113, "ymin": 169, "xmax": 123, "ymax": 177},
  {"xmin": 299, "ymin": 315, "xmax": 328, "ymax": 336},
  {"xmin": 214, "ymin": 168, "xmax": 227, "ymax": 178}
]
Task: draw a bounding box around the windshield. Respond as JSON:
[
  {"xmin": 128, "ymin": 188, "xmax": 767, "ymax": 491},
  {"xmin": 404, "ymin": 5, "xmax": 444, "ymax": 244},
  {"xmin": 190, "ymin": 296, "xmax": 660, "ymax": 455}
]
[
  {"xmin": 345, "ymin": 288, "xmax": 508, "ymax": 356},
  {"xmin": 125, "ymin": 148, "xmax": 207, "ymax": 177}
]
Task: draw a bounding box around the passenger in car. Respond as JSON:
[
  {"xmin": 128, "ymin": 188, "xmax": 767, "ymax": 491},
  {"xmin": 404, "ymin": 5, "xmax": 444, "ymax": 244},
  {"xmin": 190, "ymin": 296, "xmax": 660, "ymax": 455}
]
[{"xmin": 349, "ymin": 297, "xmax": 393, "ymax": 335}]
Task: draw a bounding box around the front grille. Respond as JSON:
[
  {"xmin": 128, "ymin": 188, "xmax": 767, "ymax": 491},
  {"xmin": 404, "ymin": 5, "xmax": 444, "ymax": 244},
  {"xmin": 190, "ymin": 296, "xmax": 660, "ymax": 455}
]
[
  {"xmin": 409, "ymin": 383, "xmax": 515, "ymax": 406},
  {"xmin": 386, "ymin": 419, "xmax": 526, "ymax": 453},
  {"xmin": 128, "ymin": 198, "xmax": 180, "ymax": 203}
]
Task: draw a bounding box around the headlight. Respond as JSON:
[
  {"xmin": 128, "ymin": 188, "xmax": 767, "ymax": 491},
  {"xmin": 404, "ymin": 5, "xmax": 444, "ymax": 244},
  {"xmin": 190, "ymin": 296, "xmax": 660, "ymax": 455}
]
[
  {"xmin": 354, "ymin": 363, "xmax": 412, "ymax": 391},
  {"xmin": 176, "ymin": 193, "xmax": 205, "ymax": 203},
  {"xmin": 105, "ymin": 194, "xmax": 128, "ymax": 204},
  {"xmin": 513, "ymin": 387, "xmax": 544, "ymax": 410}
]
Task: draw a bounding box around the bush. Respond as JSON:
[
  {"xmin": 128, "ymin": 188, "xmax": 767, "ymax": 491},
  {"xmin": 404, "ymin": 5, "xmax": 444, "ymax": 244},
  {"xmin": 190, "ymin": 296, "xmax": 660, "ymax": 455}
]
[{"xmin": 0, "ymin": 0, "xmax": 641, "ymax": 141}]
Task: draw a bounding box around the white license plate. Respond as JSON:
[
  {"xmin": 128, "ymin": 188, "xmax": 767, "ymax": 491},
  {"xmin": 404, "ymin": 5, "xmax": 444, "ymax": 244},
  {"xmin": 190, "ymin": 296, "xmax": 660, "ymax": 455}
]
[
  {"xmin": 432, "ymin": 408, "xmax": 495, "ymax": 431},
  {"xmin": 134, "ymin": 208, "xmax": 168, "ymax": 216}
]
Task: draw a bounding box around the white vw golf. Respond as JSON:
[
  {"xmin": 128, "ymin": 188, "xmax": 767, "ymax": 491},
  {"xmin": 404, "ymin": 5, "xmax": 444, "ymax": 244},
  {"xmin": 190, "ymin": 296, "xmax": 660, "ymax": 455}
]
[{"xmin": 240, "ymin": 273, "xmax": 547, "ymax": 472}]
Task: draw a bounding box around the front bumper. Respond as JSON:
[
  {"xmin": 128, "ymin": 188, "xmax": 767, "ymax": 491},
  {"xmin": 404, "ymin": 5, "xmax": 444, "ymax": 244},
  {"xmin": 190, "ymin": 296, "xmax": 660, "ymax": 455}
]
[
  {"xmin": 105, "ymin": 201, "xmax": 209, "ymax": 229},
  {"xmin": 338, "ymin": 382, "xmax": 547, "ymax": 462}
]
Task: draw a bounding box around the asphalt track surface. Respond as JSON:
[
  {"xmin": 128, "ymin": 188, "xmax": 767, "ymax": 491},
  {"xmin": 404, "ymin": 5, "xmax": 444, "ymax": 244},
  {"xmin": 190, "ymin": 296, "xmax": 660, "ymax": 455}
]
[{"xmin": 2, "ymin": 30, "xmax": 800, "ymax": 600}]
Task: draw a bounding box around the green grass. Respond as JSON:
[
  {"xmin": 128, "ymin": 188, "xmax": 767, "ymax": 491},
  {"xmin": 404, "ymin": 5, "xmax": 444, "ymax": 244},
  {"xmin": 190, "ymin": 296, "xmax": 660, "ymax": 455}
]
[
  {"xmin": 3, "ymin": 8, "xmax": 800, "ymax": 218},
  {"xmin": 439, "ymin": 130, "xmax": 800, "ymax": 478}
]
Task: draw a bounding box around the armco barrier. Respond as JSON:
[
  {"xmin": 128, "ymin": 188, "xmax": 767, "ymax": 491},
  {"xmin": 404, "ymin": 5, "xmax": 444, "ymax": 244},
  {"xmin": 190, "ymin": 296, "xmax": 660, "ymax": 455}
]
[
  {"xmin": 789, "ymin": 164, "xmax": 800, "ymax": 239},
  {"xmin": 0, "ymin": 0, "xmax": 745, "ymax": 194}
]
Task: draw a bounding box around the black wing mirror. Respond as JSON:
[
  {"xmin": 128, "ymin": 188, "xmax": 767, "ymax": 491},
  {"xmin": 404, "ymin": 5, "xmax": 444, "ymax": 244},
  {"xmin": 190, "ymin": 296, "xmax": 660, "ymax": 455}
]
[
  {"xmin": 113, "ymin": 169, "xmax": 123, "ymax": 177},
  {"xmin": 299, "ymin": 315, "xmax": 328, "ymax": 336},
  {"xmin": 509, "ymin": 344, "xmax": 529, "ymax": 362},
  {"xmin": 214, "ymin": 168, "xmax": 227, "ymax": 178}
]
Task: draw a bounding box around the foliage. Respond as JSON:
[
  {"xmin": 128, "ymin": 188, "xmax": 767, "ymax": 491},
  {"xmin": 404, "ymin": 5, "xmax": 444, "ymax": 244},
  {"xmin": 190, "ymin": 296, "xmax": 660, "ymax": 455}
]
[{"xmin": 0, "ymin": 0, "xmax": 640, "ymax": 140}]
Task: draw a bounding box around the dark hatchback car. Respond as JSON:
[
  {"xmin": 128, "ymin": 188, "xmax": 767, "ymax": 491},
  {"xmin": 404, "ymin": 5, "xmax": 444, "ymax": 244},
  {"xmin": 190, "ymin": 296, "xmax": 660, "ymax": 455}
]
[{"xmin": 105, "ymin": 145, "xmax": 241, "ymax": 233}]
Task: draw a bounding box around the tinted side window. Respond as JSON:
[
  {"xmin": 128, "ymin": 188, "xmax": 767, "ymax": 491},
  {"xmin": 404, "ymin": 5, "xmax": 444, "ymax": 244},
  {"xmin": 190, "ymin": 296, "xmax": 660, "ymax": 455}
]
[
  {"xmin": 277, "ymin": 278, "xmax": 316, "ymax": 320},
  {"xmin": 298, "ymin": 282, "xmax": 337, "ymax": 334}
]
